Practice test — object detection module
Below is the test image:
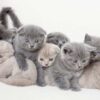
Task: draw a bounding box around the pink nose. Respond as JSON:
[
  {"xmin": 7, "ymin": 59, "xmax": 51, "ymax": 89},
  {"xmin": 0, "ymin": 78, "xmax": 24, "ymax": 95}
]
[{"xmin": 45, "ymin": 64, "xmax": 48, "ymax": 66}]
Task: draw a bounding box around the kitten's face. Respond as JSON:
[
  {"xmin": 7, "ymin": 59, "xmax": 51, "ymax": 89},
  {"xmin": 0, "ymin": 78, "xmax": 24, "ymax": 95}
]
[
  {"xmin": 0, "ymin": 41, "xmax": 14, "ymax": 64},
  {"xmin": 38, "ymin": 43, "xmax": 60, "ymax": 69},
  {"xmin": 17, "ymin": 25, "xmax": 46, "ymax": 51},
  {"xmin": 47, "ymin": 32, "xmax": 69, "ymax": 48},
  {"xmin": 84, "ymin": 34, "xmax": 100, "ymax": 61},
  {"xmin": 61, "ymin": 43, "xmax": 96, "ymax": 71}
]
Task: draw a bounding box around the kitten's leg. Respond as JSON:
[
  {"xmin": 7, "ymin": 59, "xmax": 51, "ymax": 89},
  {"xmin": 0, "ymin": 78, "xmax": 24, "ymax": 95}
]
[
  {"xmin": 15, "ymin": 53, "xmax": 28, "ymax": 71},
  {"xmin": 70, "ymin": 77, "xmax": 81, "ymax": 91},
  {"xmin": 0, "ymin": 75, "xmax": 34, "ymax": 86},
  {"xmin": 36, "ymin": 64, "xmax": 46, "ymax": 86},
  {"xmin": 54, "ymin": 75, "xmax": 70, "ymax": 90}
]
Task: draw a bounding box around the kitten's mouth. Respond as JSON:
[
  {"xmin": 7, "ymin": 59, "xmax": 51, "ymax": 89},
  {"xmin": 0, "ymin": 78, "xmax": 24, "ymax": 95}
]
[{"xmin": 42, "ymin": 66, "xmax": 49, "ymax": 70}]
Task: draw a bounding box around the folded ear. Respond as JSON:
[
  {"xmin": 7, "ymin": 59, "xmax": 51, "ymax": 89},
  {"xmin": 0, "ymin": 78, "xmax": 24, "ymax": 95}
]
[
  {"xmin": 84, "ymin": 33, "xmax": 91, "ymax": 42},
  {"xmin": 17, "ymin": 26, "xmax": 24, "ymax": 36},
  {"xmin": 84, "ymin": 44, "xmax": 96, "ymax": 52},
  {"xmin": 47, "ymin": 33, "xmax": 54, "ymax": 39}
]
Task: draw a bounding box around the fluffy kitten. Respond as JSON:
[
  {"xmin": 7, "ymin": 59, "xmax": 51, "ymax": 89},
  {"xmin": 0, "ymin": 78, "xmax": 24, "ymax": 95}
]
[
  {"xmin": 79, "ymin": 61, "xmax": 100, "ymax": 89},
  {"xmin": 38, "ymin": 42, "xmax": 96, "ymax": 91},
  {"xmin": 47, "ymin": 32, "xmax": 69, "ymax": 48},
  {"xmin": 38, "ymin": 43, "xmax": 60, "ymax": 85},
  {"xmin": 13, "ymin": 25, "xmax": 46, "ymax": 86},
  {"xmin": 84, "ymin": 34, "xmax": 100, "ymax": 61},
  {"xmin": 0, "ymin": 41, "xmax": 37, "ymax": 86}
]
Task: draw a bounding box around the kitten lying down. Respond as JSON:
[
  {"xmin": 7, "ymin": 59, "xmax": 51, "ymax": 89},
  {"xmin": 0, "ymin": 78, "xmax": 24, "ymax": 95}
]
[
  {"xmin": 0, "ymin": 41, "xmax": 37, "ymax": 86},
  {"xmin": 38, "ymin": 42, "xmax": 96, "ymax": 91}
]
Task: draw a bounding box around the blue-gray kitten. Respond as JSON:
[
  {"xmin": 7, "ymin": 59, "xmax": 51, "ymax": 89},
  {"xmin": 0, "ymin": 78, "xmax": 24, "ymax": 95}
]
[
  {"xmin": 40, "ymin": 43, "xmax": 96, "ymax": 91},
  {"xmin": 84, "ymin": 34, "xmax": 100, "ymax": 61},
  {"xmin": 13, "ymin": 25, "xmax": 46, "ymax": 86},
  {"xmin": 47, "ymin": 32, "xmax": 69, "ymax": 48}
]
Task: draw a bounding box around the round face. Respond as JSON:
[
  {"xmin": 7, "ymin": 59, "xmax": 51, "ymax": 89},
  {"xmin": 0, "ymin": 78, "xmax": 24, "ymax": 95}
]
[
  {"xmin": 60, "ymin": 44, "xmax": 90, "ymax": 71},
  {"xmin": 38, "ymin": 54, "xmax": 57, "ymax": 70},
  {"xmin": 18, "ymin": 34, "xmax": 45, "ymax": 52}
]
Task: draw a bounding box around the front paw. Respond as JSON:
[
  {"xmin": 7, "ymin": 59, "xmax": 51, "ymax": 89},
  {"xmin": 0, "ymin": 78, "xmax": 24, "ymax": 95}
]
[
  {"xmin": 71, "ymin": 85, "xmax": 81, "ymax": 91},
  {"xmin": 58, "ymin": 84, "xmax": 70, "ymax": 90},
  {"xmin": 37, "ymin": 81, "xmax": 46, "ymax": 87}
]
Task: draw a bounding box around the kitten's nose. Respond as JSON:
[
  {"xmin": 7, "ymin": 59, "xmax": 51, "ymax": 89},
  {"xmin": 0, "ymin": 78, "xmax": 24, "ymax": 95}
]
[
  {"xmin": 30, "ymin": 45, "xmax": 34, "ymax": 48},
  {"xmin": 59, "ymin": 44, "xmax": 62, "ymax": 48},
  {"xmin": 45, "ymin": 64, "xmax": 48, "ymax": 66},
  {"xmin": 78, "ymin": 66, "xmax": 81, "ymax": 69}
]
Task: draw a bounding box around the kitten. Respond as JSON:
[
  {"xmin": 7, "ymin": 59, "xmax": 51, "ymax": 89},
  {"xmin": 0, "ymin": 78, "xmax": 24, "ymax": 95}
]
[
  {"xmin": 79, "ymin": 61, "xmax": 100, "ymax": 89},
  {"xmin": 0, "ymin": 40, "xmax": 37, "ymax": 86},
  {"xmin": 84, "ymin": 34, "xmax": 100, "ymax": 61},
  {"xmin": 47, "ymin": 32, "xmax": 69, "ymax": 48},
  {"xmin": 38, "ymin": 43, "xmax": 60, "ymax": 85},
  {"xmin": 13, "ymin": 25, "xmax": 46, "ymax": 86},
  {"xmin": 38, "ymin": 43, "xmax": 96, "ymax": 91}
]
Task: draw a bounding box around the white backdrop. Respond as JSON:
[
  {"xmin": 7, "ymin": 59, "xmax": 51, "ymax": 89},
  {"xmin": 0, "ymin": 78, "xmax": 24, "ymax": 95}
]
[
  {"xmin": 0, "ymin": 0, "xmax": 100, "ymax": 100},
  {"xmin": 1, "ymin": 0, "xmax": 100, "ymax": 42}
]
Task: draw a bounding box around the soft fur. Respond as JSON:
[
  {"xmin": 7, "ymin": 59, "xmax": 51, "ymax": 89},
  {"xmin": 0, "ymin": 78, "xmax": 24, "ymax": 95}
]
[
  {"xmin": 0, "ymin": 41, "xmax": 37, "ymax": 86},
  {"xmin": 38, "ymin": 43, "xmax": 96, "ymax": 91},
  {"xmin": 84, "ymin": 34, "xmax": 100, "ymax": 61},
  {"xmin": 79, "ymin": 61, "xmax": 100, "ymax": 89},
  {"xmin": 47, "ymin": 32, "xmax": 69, "ymax": 48},
  {"xmin": 38, "ymin": 43, "xmax": 60, "ymax": 85},
  {"xmin": 13, "ymin": 25, "xmax": 46, "ymax": 86}
]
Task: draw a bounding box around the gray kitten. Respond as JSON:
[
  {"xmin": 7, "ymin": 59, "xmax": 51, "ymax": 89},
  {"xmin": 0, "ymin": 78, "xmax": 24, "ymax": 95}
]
[
  {"xmin": 47, "ymin": 32, "xmax": 69, "ymax": 48},
  {"xmin": 13, "ymin": 25, "xmax": 46, "ymax": 86},
  {"xmin": 40, "ymin": 43, "xmax": 96, "ymax": 91},
  {"xmin": 84, "ymin": 34, "xmax": 100, "ymax": 61}
]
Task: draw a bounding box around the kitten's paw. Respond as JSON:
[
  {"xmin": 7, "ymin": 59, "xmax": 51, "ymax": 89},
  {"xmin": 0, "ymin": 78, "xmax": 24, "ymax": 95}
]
[
  {"xmin": 37, "ymin": 81, "xmax": 46, "ymax": 87},
  {"xmin": 59, "ymin": 85, "xmax": 70, "ymax": 90},
  {"xmin": 71, "ymin": 86, "xmax": 81, "ymax": 91}
]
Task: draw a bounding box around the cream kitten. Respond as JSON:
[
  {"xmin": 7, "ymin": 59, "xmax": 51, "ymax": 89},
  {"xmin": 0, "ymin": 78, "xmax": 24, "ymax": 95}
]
[
  {"xmin": 38, "ymin": 43, "xmax": 60, "ymax": 85},
  {"xmin": 0, "ymin": 41, "xmax": 37, "ymax": 86},
  {"xmin": 79, "ymin": 61, "xmax": 100, "ymax": 89}
]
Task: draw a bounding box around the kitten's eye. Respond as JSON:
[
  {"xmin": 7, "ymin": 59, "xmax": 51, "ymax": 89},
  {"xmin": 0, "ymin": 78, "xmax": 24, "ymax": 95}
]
[
  {"xmin": 35, "ymin": 40, "xmax": 38, "ymax": 43},
  {"xmin": 63, "ymin": 41, "xmax": 65, "ymax": 43},
  {"xmin": 25, "ymin": 39, "xmax": 29, "ymax": 42},
  {"xmin": 56, "ymin": 40, "xmax": 58, "ymax": 43},
  {"xmin": 74, "ymin": 60, "xmax": 77, "ymax": 63},
  {"xmin": 40, "ymin": 58, "xmax": 44, "ymax": 61},
  {"xmin": 63, "ymin": 49, "xmax": 68, "ymax": 54},
  {"xmin": 0, "ymin": 55, "xmax": 2, "ymax": 58},
  {"xmin": 82, "ymin": 60, "xmax": 86, "ymax": 63},
  {"xmin": 49, "ymin": 58, "xmax": 53, "ymax": 61}
]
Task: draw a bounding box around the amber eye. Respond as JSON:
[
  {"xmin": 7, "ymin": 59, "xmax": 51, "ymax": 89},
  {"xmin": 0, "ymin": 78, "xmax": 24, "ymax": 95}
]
[
  {"xmin": 40, "ymin": 58, "xmax": 44, "ymax": 61},
  {"xmin": 49, "ymin": 58, "xmax": 53, "ymax": 61}
]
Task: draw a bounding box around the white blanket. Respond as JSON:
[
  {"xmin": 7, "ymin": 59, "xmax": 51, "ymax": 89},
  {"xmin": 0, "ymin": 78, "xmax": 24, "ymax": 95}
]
[{"xmin": 0, "ymin": 82, "xmax": 100, "ymax": 100}]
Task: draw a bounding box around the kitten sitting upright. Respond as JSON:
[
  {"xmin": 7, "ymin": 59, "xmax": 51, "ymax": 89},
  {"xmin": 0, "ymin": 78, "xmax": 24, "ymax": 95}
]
[
  {"xmin": 38, "ymin": 43, "xmax": 60, "ymax": 85},
  {"xmin": 84, "ymin": 34, "xmax": 100, "ymax": 61},
  {"xmin": 38, "ymin": 42, "xmax": 96, "ymax": 91},
  {"xmin": 47, "ymin": 32, "xmax": 69, "ymax": 48}
]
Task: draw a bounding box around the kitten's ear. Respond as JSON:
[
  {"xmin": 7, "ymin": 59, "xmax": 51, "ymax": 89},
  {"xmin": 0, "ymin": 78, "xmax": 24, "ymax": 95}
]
[
  {"xmin": 17, "ymin": 26, "xmax": 24, "ymax": 36},
  {"xmin": 47, "ymin": 33, "xmax": 54, "ymax": 39},
  {"xmin": 84, "ymin": 34, "xmax": 91, "ymax": 42},
  {"xmin": 63, "ymin": 47, "xmax": 73, "ymax": 54},
  {"xmin": 84, "ymin": 44, "xmax": 96, "ymax": 52}
]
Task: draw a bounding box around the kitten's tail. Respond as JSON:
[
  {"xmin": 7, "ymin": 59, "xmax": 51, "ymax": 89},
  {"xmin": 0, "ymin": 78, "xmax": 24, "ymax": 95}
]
[{"xmin": 0, "ymin": 7, "xmax": 22, "ymax": 29}]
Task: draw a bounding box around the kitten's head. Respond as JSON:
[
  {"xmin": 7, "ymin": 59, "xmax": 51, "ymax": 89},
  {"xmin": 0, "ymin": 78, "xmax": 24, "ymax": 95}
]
[
  {"xmin": 61, "ymin": 43, "xmax": 96, "ymax": 71},
  {"xmin": 47, "ymin": 32, "xmax": 69, "ymax": 48},
  {"xmin": 38, "ymin": 43, "xmax": 60, "ymax": 69},
  {"xmin": 0, "ymin": 41, "xmax": 14, "ymax": 63},
  {"xmin": 17, "ymin": 25, "xmax": 46, "ymax": 51},
  {"xmin": 84, "ymin": 34, "xmax": 100, "ymax": 61}
]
